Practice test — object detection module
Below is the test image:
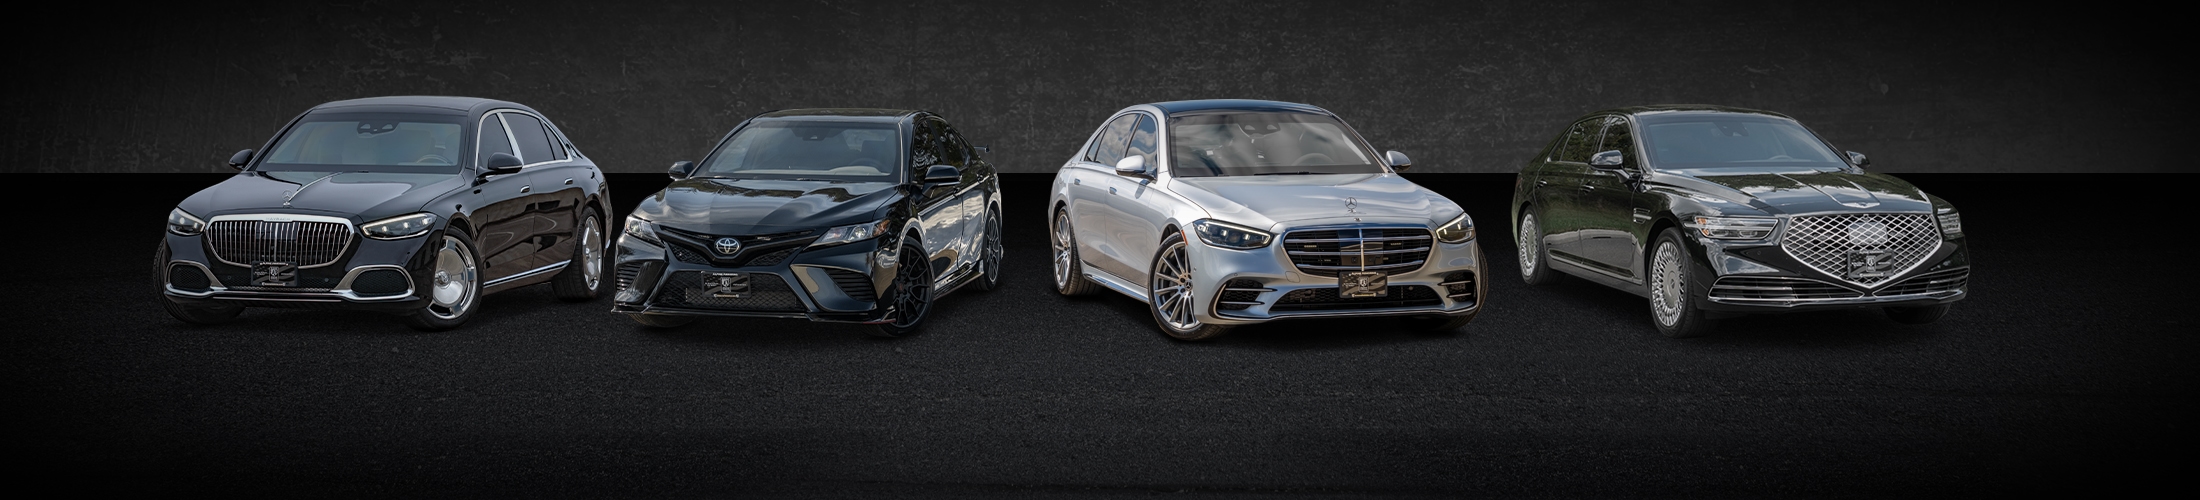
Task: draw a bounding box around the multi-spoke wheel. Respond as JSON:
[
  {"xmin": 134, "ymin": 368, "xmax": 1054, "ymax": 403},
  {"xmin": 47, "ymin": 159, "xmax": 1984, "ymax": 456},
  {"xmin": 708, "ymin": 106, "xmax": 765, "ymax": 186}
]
[
  {"xmin": 553, "ymin": 208, "xmax": 606, "ymax": 300},
  {"xmin": 1647, "ymin": 228, "xmax": 1714, "ymax": 338},
  {"xmin": 1518, "ymin": 211, "xmax": 1557, "ymax": 285},
  {"xmin": 1147, "ymin": 233, "xmax": 1231, "ymax": 341},
  {"xmin": 872, "ymin": 243, "xmax": 933, "ymax": 338},
  {"xmin": 404, "ymin": 230, "xmax": 482, "ymax": 331},
  {"xmin": 974, "ymin": 207, "xmax": 1005, "ymax": 292},
  {"xmin": 1051, "ymin": 208, "xmax": 1098, "ymax": 296}
]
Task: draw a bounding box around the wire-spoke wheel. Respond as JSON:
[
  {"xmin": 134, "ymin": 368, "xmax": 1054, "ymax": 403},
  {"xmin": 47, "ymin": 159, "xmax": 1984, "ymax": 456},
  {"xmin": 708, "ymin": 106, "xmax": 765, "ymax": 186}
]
[
  {"xmin": 553, "ymin": 209, "xmax": 606, "ymax": 300},
  {"xmin": 872, "ymin": 243, "xmax": 933, "ymax": 338},
  {"xmin": 974, "ymin": 207, "xmax": 1005, "ymax": 292},
  {"xmin": 1518, "ymin": 211, "xmax": 1557, "ymax": 285},
  {"xmin": 1647, "ymin": 228, "xmax": 1714, "ymax": 338},
  {"xmin": 1051, "ymin": 209, "xmax": 1098, "ymax": 296},
  {"xmin": 404, "ymin": 231, "xmax": 481, "ymax": 331},
  {"xmin": 1148, "ymin": 233, "xmax": 1231, "ymax": 341}
]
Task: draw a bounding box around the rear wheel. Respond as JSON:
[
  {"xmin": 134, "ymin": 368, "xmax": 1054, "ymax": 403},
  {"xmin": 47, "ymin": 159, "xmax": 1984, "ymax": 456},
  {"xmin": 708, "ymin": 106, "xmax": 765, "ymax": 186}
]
[
  {"xmin": 872, "ymin": 242, "xmax": 934, "ymax": 338},
  {"xmin": 1051, "ymin": 208, "xmax": 1099, "ymax": 296},
  {"xmin": 1148, "ymin": 233, "xmax": 1232, "ymax": 341},
  {"xmin": 551, "ymin": 208, "xmax": 607, "ymax": 301},
  {"xmin": 156, "ymin": 242, "xmax": 241, "ymax": 325},
  {"xmin": 402, "ymin": 231, "xmax": 482, "ymax": 331},
  {"xmin": 1647, "ymin": 228, "xmax": 1716, "ymax": 338},
  {"xmin": 1885, "ymin": 304, "xmax": 1950, "ymax": 324},
  {"xmin": 1518, "ymin": 211, "xmax": 1558, "ymax": 285},
  {"xmin": 973, "ymin": 207, "xmax": 1004, "ymax": 292}
]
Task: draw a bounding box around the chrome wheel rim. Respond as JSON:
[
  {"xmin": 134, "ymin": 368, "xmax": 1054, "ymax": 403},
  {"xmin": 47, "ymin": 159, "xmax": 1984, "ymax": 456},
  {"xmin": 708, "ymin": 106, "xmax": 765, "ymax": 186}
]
[
  {"xmin": 1650, "ymin": 240, "xmax": 1685, "ymax": 327},
  {"xmin": 427, "ymin": 235, "xmax": 477, "ymax": 320},
  {"xmin": 1518, "ymin": 214, "xmax": 1540, "ymax": 277},
  {"xmin": 580, "ymin": 216, "xmax": 602, "ymax": 290},
  {"xmin": 983, "ymin": 210, "xmax": 1003, "ymax": 284},
  {"xmin": 1052, "ymin": 211, "xmax": 1074, "ymax": 288},
  {"xmin": 890, "ymin": 246, "xmax": 932, "ymax": 328},
  {"xmin": 1151, "ymin": 239, "xmax": 1199, "ymax": 331}
]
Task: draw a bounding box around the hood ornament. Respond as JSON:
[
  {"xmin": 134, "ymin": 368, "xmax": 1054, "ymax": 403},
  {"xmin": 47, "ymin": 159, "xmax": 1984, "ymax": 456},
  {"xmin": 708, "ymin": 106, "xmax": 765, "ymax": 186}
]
[{"xmin": 1346, "ymin": 197, "xmax": 1360, "ymax": 222}]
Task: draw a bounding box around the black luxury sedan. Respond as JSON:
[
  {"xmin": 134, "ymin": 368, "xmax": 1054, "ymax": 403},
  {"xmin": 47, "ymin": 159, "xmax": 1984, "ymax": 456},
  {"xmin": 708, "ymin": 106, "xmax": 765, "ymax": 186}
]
[
  {"xmin": 611, "ymin": 109, "xmax": 1004, "ymax": 337},
  {"xmin": 1510, "ymin": 105, "xmax": 1968, "ymax": 337},
  {"xmin": 159, "ymin": 96, "xmax": 611, "ymax": 331}
]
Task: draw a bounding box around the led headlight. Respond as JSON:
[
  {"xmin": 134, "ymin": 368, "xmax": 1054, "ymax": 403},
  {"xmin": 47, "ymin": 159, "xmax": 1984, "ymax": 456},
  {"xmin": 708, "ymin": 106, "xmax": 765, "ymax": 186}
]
[
  {"xmin": 166, "ymin": 208, "xmax": 205, "ymax": 236},
  {"xmin": 1191, "ymin": 219, "xmax": 1271, "ymax": 249},
  {"xmin": 811, "ymin": 219, "xmax": 892, "ymax": 247},
  {"xmin": 1689, "ymin": 216, "xmax": 1778, "ymax": 240},
  {"xmin": 1435, "ymin": 213, "xmax": 1475, "ymax": 243},
  {"xmin": 622, "ymin": 214, "xmax": 661, "ymax": 245},
  {"xmin": 363, "ymin": 212, "xmax": 438, "ymax": 240},
  {"xmin": 1936, "ymin": 211, "xmax": 1962, "ymax": 238}
]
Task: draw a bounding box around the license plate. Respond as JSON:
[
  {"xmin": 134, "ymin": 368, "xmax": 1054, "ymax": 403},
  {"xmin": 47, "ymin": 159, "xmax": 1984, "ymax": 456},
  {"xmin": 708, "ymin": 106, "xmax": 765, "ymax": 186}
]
[
  {"xmin": 252, "ymin": 262, "xmax": 297, "ymax": 286},
  {"xmin": 702, "ymin": 272, "xmax": 751, "ymax": 298},
  {"xmin": 1340, "ymin": 271, "xmax": 1388, "ymax": 298}
]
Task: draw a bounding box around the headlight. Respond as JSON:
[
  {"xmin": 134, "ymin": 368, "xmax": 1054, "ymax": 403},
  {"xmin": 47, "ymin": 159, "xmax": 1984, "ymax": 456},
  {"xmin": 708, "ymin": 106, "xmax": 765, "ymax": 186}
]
[
  {"xmin": 812, "ymin": 219, "xmax": 893, "ymax": 248},
  {"xmin": 623, "ymin": 214, "xmax": 661, "ymax": 245},
  {"xmin": 166, "ymin": 208, "xmax": 205, "ymax": 236},
  {"xmin": 363, "ymin": 212, "xmax": 438, "ymax": 240},
  {"xmin": 1689, "ymin": 216, "xmax": 1778, "ymax": 240},
  {"xmin": 1435, "ymin": 213, "xmax": 1475, "ymax": 243},
  {"xmin": 1191, "ymin": 219, "xmax": 1271, "ymax": 249},
  {"xmin": 1936, "ymin": 211, "xmax": 1962, "ymax": 238}
]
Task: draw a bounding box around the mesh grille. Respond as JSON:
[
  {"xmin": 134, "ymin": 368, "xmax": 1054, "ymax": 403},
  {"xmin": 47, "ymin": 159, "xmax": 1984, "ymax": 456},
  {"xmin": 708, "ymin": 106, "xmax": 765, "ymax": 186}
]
[
  {"xmin": 650, "ymin": 271, "xmax": 804, "ymax": 311},
  {"xmin": 615, "ymin": 262, "xmax": 643, "ymax": 292},
  {"xmin": 742, "ymin": 247, "xmax": 798, "ymax": 267},
  {"xmin": 349, "ymin": 269, "xmax": 411, "ymax": 296},
  {"xmin": 1272, "ymin": 285, "xmax": 1440, "ymax": 312},
  {"xmin": 1709, "ymin": 276, "xmax": 1862, "ymax": 302},
  {"xmin": 1282, "ymin": 228, "xmax": 1432, "ymax": 277},
  {"xmin": 207, "ymin": 220, "xmax": 352, "ymax": 267},
  {"xmin": 824, "ymin": 268, "xmax": 877, "ymax": 302},
  {"xmin": 1217, "ymin": 279, "xmax": 1264, "ymax": 311},
  {"xmin": 1781, "ymin": 214, "xmax": 1939, "ymax": 286},
  {"xmin": 168, "ymin": 265, "xmax": 212, "ymax": 292},
  {"xmin": 1875, "ymin": 268, "xmax": 1969, "ymax": 297}
]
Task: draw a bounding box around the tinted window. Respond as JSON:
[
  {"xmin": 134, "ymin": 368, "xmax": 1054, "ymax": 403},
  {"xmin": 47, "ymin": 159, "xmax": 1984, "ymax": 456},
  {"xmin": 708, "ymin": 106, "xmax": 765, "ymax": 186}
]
[
  {"xmin": 1167, "ymin": 111, "xmax": 1380, "ymax": 177},
  {"xmin": 478, "ymin": 115, "xmax": 514, "ymax": 162},
  {"xmin": 1557, "ymin": 118, "xmax": 1599, "ymax": 163},
  {"xmin": 699, "ymin": 121, "xmax": 901, "ymax": 180},
  {"xmin": 928, "ymin": 118, "xmax": 966, "ymax": 169},
  {"xmin": 503, "ymin": 113, "xmax": 556, "ymax": 164},
  {"xmin": 942, "ymin": 126, "xmax": 983, "ymax": 184},
  {"xmin": 1086, "ymin": 114, "xmax": 1137, "ymax": 166},
  {"xmin": 260, "ymin": 113, "xmax": 466, "ymax": 172},
  {"xmin": 1638, "ymin": 114, "xmax": 1844, "ymax": 168},
  {"xmin": 1597, "ymin": 116, "xmax": 1634, "ymax": 159},
  {"xmin": 1126, "ymin": 113, "xmax": 1158, "ymax": 170},
  {"xmin": 545, "ymin": 122, "xmax": 571, "ymax": 160}
]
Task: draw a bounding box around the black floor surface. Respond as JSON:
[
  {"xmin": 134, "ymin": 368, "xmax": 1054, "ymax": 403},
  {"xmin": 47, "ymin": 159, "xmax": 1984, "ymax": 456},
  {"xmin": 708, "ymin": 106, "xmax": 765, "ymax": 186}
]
[{"xmin": 4, "ymin": 173, "xmax": 2193, "ymax": 497}]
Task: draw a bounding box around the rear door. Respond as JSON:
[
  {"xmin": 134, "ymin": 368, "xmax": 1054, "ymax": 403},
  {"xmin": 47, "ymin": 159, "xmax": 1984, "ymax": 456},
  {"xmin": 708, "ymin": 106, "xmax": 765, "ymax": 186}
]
[{"xmin": 502, "ymin": 111, "xmax": 583, "ymax": 274}]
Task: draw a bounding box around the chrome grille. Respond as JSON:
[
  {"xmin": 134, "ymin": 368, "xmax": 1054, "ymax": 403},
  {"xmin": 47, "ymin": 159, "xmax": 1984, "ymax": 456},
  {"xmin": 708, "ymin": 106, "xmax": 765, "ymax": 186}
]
[
  {"xmin": 1780, "ymin": 213, "xmax": 1939, "ymax": 287},
  {"xmin": 1282, "ymin": 228, "xmax": 1432, "ymax": 278},
  {"xmin": 207, "ymin": 219, "xmax": 353, "ymax": 268},
  {"xmin": 1709, "ymin": 276, "xmax": 1862, "ymax": 303}
]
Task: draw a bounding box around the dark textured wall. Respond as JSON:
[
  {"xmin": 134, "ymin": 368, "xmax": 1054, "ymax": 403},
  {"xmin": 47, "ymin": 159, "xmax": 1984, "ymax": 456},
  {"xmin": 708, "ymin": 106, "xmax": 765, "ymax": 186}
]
[{"xmin": 7, "ymin": 1, "xmax": 2183, "ymax": 173}]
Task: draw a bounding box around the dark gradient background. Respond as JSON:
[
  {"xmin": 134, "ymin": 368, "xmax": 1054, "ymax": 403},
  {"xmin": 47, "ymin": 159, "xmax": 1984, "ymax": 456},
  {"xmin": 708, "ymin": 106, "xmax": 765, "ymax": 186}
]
[{"xmin": 5, "ymin": 0, "xmax": 2188, "ymax": 173}]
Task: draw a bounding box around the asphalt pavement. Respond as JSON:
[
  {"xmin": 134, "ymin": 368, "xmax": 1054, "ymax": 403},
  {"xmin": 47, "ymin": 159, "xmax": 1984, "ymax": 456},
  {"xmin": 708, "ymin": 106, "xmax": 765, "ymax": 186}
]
[{"xmin": 3, "ymin": 173, "xmax": 2191, "ymax": 497}]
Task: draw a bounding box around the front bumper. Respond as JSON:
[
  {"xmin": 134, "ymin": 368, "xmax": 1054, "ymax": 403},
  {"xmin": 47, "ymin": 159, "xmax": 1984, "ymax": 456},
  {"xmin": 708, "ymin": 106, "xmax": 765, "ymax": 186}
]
[
  {"xmin": 159, "ymin": 229, "xmax": 435, "ymax": 313},
  {"xmin": 608, "ymin": 229, "xmax": 897, "ymax": 324},
  {"xmin": 1188, "ymin": 221, "xmax": 1486, "ymax": 326},
  {"xmin": 1688, "ymin": 232, "xmax": 1971, "ymax": 314}
]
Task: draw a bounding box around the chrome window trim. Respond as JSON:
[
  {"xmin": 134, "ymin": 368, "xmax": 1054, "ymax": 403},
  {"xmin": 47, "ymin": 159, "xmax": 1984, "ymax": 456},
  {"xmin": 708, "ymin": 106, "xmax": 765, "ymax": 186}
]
[
  {"xmin": 332, "ymin": 264, "xmax": 416, "ymax": 301},
  {"xmin": 203, "ymin": 213, "xmax": 358, "ymax": 269},
  {"xmin": 163, "ymin": 260, "xmax": 228, "ymax": 297},
  {"xmin": 475, "ymin": 109, "xmax": 577, "ymax": 171}
]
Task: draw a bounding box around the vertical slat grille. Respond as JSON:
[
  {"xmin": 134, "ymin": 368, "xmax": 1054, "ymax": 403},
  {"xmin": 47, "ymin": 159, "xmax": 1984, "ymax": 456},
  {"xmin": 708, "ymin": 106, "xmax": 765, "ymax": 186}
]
[
  {"xmin": 1780, "ymin": 213, "xmax": 1939, "ymax": 286},
  {"xmin": 1282, "ymin": 228, "xmax": 1433, "ymax": 277},
  {"xmin": 207, "ymin": 219, "xmax": 353, "ymax": 268}
]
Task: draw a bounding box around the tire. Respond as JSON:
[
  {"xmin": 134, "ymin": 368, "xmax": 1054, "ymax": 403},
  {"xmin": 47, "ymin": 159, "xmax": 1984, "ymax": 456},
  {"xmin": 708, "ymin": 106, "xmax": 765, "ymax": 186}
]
[
  {"xmin": 1148, "ymin": 232, "xmax": 1233, "ymax": 341},
  {"xmin": 1885, "ymin": 304, "xmax": 1950, "ymax": 324},
  {"xmin": 627, "ymin": 314, "xmax": 694, "ymax": 329},
  {"xmin": 551, "ymin": 208, "xmax": 607, "ymax": 301},
  {"xmin": 1051, "ymin": 208, "xmax": 1100, "ymax": 296},
  {"xmin": 1647, "ymin": 228, "xmax": 1717, "ymax": 338},
  {"xmin": 871, "ymin": 242, "xmax": 934, "ymax": 338},
  {"xmin": 155, "ymin": 241, "xmax": 242, "ymax": 325},
  {"xmin": 1517, "ymin": 210, "xmax": 1559, "ymax": 285},
  {"xmin": 972, "ymin": 207, "xmax": 1005, "ymax": 292},
  {"xmin": 402, "ymin": 230, "xmax": 483, "ymax": 332}
]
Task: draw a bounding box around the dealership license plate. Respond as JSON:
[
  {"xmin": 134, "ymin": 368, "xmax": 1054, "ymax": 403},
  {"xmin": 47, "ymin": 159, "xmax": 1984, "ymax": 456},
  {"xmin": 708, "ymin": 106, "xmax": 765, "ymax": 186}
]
[
  {"xmin": 252, "ymin": 261, "xmax": 297, "ymax": 287},
  {"xmin": 1340, "ymin": 271, "xmax": 1388, "ymax": 298},
  {"xmin": 702, "ymin": 272, "xmax": 751, "ymax": 298}
]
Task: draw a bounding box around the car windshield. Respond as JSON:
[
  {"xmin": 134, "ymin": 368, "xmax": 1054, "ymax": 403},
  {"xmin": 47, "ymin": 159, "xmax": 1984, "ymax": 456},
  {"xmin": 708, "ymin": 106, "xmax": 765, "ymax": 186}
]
[
  {"xmin": 699, "ymin": 121, "xmax": 901, "ymax": 180},
  {"xmin": 1168, "ymin": 111, "xmax": 1384, "ymax": 177},
  {"xmin": 1638, "ymin": 114, "xmax": 1845, "ymax": 169},
  {"xmin": 259, "ymin": 112, "xmax": 467, "ymax": 172}
]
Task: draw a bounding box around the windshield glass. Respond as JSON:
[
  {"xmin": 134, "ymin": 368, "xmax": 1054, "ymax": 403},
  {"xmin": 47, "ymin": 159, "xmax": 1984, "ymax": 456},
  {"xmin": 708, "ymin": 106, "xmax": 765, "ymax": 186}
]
[
  {"xmin": 699, "ymin": 121, "xmax": 901, "ymax": 180},
  {"xmin": 260, "ymin": 112, "xmax": 467, "ymax": 172},
  {"xmin": 1168, "ymin": 111, "xmax": 1383, "ymax": 177},
  {"xmin": 1638, "ymin": 114, "xmax": 1844, "ymax": 169}
]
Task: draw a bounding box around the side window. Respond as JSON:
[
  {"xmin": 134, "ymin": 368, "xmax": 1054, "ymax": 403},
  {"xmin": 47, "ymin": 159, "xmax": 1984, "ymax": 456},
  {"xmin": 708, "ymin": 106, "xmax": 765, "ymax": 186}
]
[
  {"xmin": 1125, "ymin": 113, "xmax": 1158, "ymax": 170},
  {"xmin": 943, "ymin": 127, "xmax": 983, "ymax": 185},
  {"xmin": 478, "ymin": 114, "xmax": 515, "ymax": 163},
  {"xmin": 909, "ymin": 119, "xmax": 940, "ymax": 176},
  {"xmin": 543, "ymin": 121, "xmax": 571, "ymax": 160},
  {"xmin": 1085, "ymin": 114, "xmax": 1137, "ymax": 166},
  {"xmin": 503, "ymin": 112, "xmax": 556, "ymax": 164},
  {"xmin": 929, "ymin": 118, "xmax": 966, "ymax": 169},
  {"xmin": 1596, "ymin": 116, "xmax": 1634, "ymax": 160},
  {"xmin": 1558, "ymin": 118, "xmax": 1601, "ymax": 163}
]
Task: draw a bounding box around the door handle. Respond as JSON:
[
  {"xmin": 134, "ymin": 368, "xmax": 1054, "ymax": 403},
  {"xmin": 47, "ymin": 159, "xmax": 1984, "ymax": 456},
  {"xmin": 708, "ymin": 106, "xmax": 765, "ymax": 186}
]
[
  {"xmin": 564, "ymin": 178, "xmax": 574, "ymax": 185},
  {"xmin": 1108, "ymin": 186, "xmax": 1118, "ymax": 195},
  {"xmin": 1073, "ymin": 178, "xmax": 1081, "ymax": 185},
  {"xmin": 1580, "ymin": 184, "xmax": 1595, "ymax": 192},
  {"xmin": 520, "ymin": 185, "xmax": 532, "ymax": 193},
  {"xmin": 1536, "ymin": 180, "xmax": 1548, "ymax": 186}
]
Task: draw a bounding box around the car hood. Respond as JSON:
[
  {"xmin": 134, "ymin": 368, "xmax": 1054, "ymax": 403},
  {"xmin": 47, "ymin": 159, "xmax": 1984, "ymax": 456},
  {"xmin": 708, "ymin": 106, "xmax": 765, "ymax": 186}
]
[
  {"xmin": 1169, "ymin": 173, "xmax": 1463, "ymax": 230},
  {"xmin": 179, "ymin": 170, "xmax": 464, "ymax": 221},
  {"xmin": 1657, "ymin": 166, "xmax": 1932, "ymax": 214},
  {"xmin": 632, "ymin": 177, "xmax": 903, "ymax": 235}
]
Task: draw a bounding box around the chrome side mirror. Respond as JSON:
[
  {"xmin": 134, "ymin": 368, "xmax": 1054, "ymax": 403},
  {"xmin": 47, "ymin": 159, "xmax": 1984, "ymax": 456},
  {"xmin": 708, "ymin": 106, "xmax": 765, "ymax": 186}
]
[
  {"xmin": 1386, "ymin": 150, "xmax": 1412, "ymax": 171},
  {"xmin": 667, "ymin": 160, "xmax": 696, "ymax": 180},
  {"xmin": 227, "ymin": 149, "xmax": 254, "ymax": 170},
  {"xmin": 1114, "ymin": 155, "xmax": 1149, "ymax": 177},
  {"xmin": 1589, "ymin": 150, "xmax": 1625, "ymax": 168},
  {"xmin": 1847, "ymin": 151, "xmax": 1871, "ymax": 168}
]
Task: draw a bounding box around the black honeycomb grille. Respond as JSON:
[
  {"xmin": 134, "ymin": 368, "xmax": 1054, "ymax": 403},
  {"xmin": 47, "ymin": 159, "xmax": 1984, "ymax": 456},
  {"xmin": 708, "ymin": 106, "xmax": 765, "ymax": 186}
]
[
  {"xmin": 824, "ymin": 268, "xmax": 877, "ymax": 302},
  {"xmin": 650, "ymin": 271, "xmax": 804, "ymax": 312}
]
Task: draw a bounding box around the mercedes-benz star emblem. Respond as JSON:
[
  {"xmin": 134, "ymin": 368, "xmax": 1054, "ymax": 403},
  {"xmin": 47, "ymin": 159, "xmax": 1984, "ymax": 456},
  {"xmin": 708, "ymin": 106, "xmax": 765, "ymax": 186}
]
[
  {"xmin": 714, "ymin": 237, "xmax": 742, "ymax": 255},
  {"xmin": 1345, "ymin": 197, "xmax": 1358, "ymax": 214}
]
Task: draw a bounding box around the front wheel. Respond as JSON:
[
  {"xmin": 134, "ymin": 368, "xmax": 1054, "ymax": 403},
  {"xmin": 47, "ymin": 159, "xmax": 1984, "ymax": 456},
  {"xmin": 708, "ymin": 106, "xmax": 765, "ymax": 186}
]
[
  {"xmin": 872, "ymin": 243, "xmax": 934, "ymax": 338},
  {"xmin": 1647, "ymin": 228, "xmax": 1716, "ymax": 338},
  {"xmin": 402, "ymin": 230, "xmax": 483, "ymax": 332},
  {"xmin": 1885, "ymin": 304, "xmax": 1950, "ymax": 324},
  {"xmin": 1148, "ymin": 233, "xmax": 1232, "ymax": 341}
]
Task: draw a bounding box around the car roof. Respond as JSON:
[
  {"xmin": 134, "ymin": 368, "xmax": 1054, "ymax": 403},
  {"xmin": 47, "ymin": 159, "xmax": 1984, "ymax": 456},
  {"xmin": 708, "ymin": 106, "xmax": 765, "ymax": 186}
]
[
  {"xmin": 308, "ymin": 96, "xmax": 533, "ymax": 116},
  {"xmin": 755, "ymin": 108, "xmax": 921, "ymax": 121},
  {"xmin": 1589, "ymin": 104, "xmax": 1797, "ymax": 120},
  {"xmin": 1148, "ymin": 99, "xmax": 1332, "ymax": 116}
]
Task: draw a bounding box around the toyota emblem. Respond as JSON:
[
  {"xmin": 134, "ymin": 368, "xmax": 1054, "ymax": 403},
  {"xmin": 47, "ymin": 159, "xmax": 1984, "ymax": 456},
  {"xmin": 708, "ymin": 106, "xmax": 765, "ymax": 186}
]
[{"xmin": 714, "ymin": 237, "xmax": 742, "ymax": 255}]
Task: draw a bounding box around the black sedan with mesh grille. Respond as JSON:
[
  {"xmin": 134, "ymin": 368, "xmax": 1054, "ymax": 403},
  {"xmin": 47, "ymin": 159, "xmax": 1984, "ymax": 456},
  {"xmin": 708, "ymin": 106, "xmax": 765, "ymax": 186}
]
[
  {"xmin": 1510, "ymin": 105, "xmax": 1969, "ymax": 338},
  {"xmin": 157, "ymin": 96, "xmax": 614, "ymax": 331},
  {"xmin": 609, "ymin": 108, "xmax": 1005, "ymax": 338}
]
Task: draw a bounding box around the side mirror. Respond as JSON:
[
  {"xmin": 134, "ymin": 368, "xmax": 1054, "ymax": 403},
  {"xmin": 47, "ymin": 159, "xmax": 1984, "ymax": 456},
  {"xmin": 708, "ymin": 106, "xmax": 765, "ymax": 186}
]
[
  {"xmin": 227, "ymin": 149, "xmax": 254, "ymax": 170},
  {"xmin": 1114, "ymin": 155, "xmax": 1149, "ymax": 177},
  {"xmin": 1846, "ymin": 151, "xmax": 1871, "ymax": 168},
  {"xmin": 478, "ymin": 153, "xmax": 525, "ymax": 181},
  {"xmin": 1589, "ymin": 150, "xmax": 1626, "ymax": 168},
  {"xmin": 1386, "ymin": 150, "xmax": 1412, "ymax": 172},
  {"xmin": 667, "ymin": 160, "xmax": 696, "ymax": 180},
  {"xmin": 924, "ymin": 164, "xmax": 961, "ymax": 185}
]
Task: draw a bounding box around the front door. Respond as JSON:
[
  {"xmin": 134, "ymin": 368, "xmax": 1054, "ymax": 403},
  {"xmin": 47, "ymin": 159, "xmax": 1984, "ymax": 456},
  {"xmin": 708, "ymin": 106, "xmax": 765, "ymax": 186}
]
[{"xmin": 1578, "ymin": 115, "xmax": 1646, "ymax": 278}]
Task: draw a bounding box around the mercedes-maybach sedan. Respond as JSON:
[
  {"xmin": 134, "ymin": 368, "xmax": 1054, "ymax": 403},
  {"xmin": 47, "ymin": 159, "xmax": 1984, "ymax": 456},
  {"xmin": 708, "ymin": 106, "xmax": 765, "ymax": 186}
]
[
  {"xmin": 158, "ymin": 96, "xmax": 611, "ymax": 330},
  {"xmin": 1511, "ymin": 105, "xmax": 1968, "ymax": 338},
  {"xmin": 611, "ymin": 109, "xmax": 1003, "ymax": 337},
  {"xmin": 1048, "ymin": 100, "xmax": 1485, "ymax": 341}
]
